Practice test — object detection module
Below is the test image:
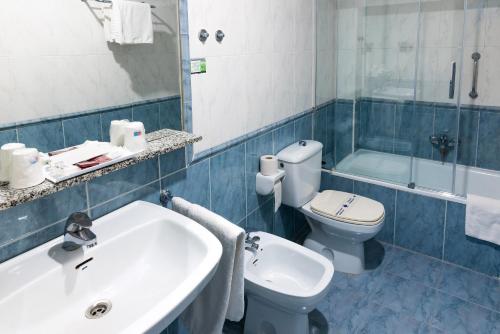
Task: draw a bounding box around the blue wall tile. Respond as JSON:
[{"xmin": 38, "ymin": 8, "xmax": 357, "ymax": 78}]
[
  {"xmin": 274, "ymin": 205, "xmax": 294, "ymax": 239},
  {"xmin": 0, "ymin": 185, "xmax": 86, "ymax": 246},
  {"xmin": 326, "ymin": 103, "xmax": 335, "ymax": 155},
  {"xmin": 63, "ymin": 114, "xmax": 102, "ymax": 147},
  {"xmin": 320, "ymin": 172, "xmax": 354, "ymax": 193},
  {"xmin": 395, "ymin": 191, "xmax": 445, "ymax": 258},
  {"xmin": 273, "ymin": 122, "xmax": 295, "ymax": 154},
  {"xmin": 0, "ymin": 129, "xmax": 17, "ymax": 146},
  {"xmin": 246, "ymin": 199, "xmax": 274, "ymax": 232},
  {"xmin": 294, "ymin": 210, "xmax": 309, "ymax": 235},
  {"xmin": 313, "ymin": 105, "xmax": 328, "ymax": 156},
  {"xmin": 0, "ymin": 232, "xmax": 39, "ymax": 263},
  {"xmin": 88, "ymin": 159, "xmax": 159, "ymax": 206},
  {"xmin": 444, "ymin": 201, "xmax": 499, "ymax": 277},
  {"xmin": 18, "ymin": 120, "xmax": 64, "ymax": 153},
  {"xmin": 160, "ymin": 99, "xmax": 182, "ymax": 131},
  {"xmin": 162, "ymin": 159, "xmax": 210, "ymax": 209},
  {"xmin": 335, "ymin": 101, "xmax": 353, "ymax": 164},
  {"xmin": 294, "ymin": 114, "xmax": 313, "ymax": 141},
  {"xmin": 395, "ymin": 103, "xmax": 433, "ymax": 159},
  {"xmin": 354, "ymin": 181, "xmax": 396, "ymax": 244},
  {"xmin": 358, "ymin": 101, "xmax": 395, "ymax": 153},
  {"xmin": 433, "ymin": 106, "xmax": 458, "ymax": 163},
  {"xmin": 246, "ymin": 132, "xmax": 274, "ymax": 214},
  {"xmin": 210, "ymin": 143, "xmax": 246, "ymax": 223},
  {"xmin": 159, "ymin": 148, "xmax": 186, "ymax": 178},
  {"xmin": 100, "ymin": 107, "xmax": 133, "ymax": 142},
  {"xmin": 457, "ymin": 108, "xmax": 479, "ymax": 166},
  {"xmin": 477, "ymin": 110, "xmax": 500, "ymax": 170},
  {"xmin": 133, "ymin": 103, "xmax": 160, "ymax": 133},
  {"xmin": 90, "ymin": 182, "xmax": 160, "ymax": 218}
]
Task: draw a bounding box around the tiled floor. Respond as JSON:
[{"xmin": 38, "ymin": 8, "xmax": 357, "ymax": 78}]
[
  {"xmin": 314, "ymin": 240, "xmax": 500, "ymax": 334},
  {"xmin": 223, "ymin": 240, "xmax": 500, "ymax": 334}
]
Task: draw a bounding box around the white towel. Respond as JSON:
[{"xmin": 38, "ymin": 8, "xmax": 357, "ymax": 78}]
[
  {"xmin": 172, "ymin": 197, "xmax": 245, "ymax": 334},
  {"xmin": 103, "ymin": 0, "xmax": 153, "ymax": 44},
  {"xmin": 465, "ymin": 194, "xmax": 500, "ymax": 246}
]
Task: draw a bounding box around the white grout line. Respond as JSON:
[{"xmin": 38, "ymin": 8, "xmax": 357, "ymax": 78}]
[
  {"xmin": 393, "ymin": 190, "xmax": 398, "ymax": 245},
  {"xmin": 474, "ymin": 111, "xmax": 480, "ymax": 167},
  {"xmin": 442, "ymin": 201, "xmax": 448, "ymax": 260},
  {"xmin": 85, "ymin": 182, "xmax": 91, "ymax": 215},
  {"xmin": 15, "ymin": 128, "xmax": 19, "ymax": 143},
  {"xmin": 208, "ymin": 156, "xmax": 212, "ymax": 210}
]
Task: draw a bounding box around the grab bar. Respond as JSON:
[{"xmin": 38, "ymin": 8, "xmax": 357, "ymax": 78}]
[
  {"xmin": 469, "ymin": 52, "xmax": 481, "ymax": 99},
  {"xmin": 449, "ymin": 61, "xmax": 456, "ymax": 99}
]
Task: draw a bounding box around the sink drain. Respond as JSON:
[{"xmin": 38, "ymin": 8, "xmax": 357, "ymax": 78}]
[{"xmin": 85, "ymin": 300, "xmax": 112, "ymax": 319}]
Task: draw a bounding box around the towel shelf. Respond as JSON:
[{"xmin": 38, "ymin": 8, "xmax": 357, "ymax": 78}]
[{"xmin": 81, "ymin": 0, "xmax": 156, "ymax": 9}]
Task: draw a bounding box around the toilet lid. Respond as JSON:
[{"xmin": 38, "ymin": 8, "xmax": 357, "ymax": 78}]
[{"xmin": 310, "ymin": 190, "xmax": 384, "ymax": 226}]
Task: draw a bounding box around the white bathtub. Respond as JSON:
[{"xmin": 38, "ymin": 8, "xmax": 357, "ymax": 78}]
[{"xmin": 334, "ymin": 149, "xmax": 500, "ymax": 202}]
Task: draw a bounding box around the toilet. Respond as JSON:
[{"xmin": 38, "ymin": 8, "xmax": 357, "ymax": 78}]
[
  {"xmin": 277, "ymin": 140, "xmax": 385, "ymax": 274},
  {"xmin": 243, "ymin": 232, "xmax": 334, "ymax": 334}
]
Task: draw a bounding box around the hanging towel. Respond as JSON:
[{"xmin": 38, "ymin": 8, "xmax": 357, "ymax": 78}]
[
  {"xmin": 465, "ymin": 194, "xmax": 500, "ymax": 246},
  {"xmin": 172, "ymin": 197, "xmax": 245, "ymax": 334},
  {"xmin": 103, "ymin": 0, "xmax": 153, "ymax": 44}
]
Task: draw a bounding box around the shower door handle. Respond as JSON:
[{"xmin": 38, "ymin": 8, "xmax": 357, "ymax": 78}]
[
  {"xmin": 469, "ymin": 52, "xmax": 481, "ymax": 99},
  {"xmin": 449, "ymin": 61, "xmax": 456, "ymax": 99}
]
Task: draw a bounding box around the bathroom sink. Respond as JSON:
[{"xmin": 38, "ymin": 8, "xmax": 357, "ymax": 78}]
[{"xmin": 0, "ymin": 201, "xmax": 222, "ymax": 334}]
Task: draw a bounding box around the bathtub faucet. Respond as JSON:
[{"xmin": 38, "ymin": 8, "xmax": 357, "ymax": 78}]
[{"xmin": 429, "ymin": 133, "xmax": 455, "ymax": 164}]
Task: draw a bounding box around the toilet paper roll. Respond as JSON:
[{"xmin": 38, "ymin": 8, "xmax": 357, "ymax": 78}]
[
  {"xmin": 274, "ymin": 181, "xmax": 282, "ymax": 213},
  {"xmin": 260, "ymin": 155, "xmax": 278, "ymax": 176},
  {"xmin": 123, "ymin": 122, "xmax": 147, "ymax": 153},
  {"xmin": 110, "ymin": 119, "xmax": 130, "ymax": 146},
  {"xmin": 9, "ymin": 148, "xmax": 45, "ymax": 189},
  {"xmin": 0, "ymin": 143, "xmax": 26, "ymax": 183}
]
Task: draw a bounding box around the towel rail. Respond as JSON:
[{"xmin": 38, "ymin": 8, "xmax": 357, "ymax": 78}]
[{"xmin": 81, "ymin": 0, "xmax": 156, "ymax": 9}]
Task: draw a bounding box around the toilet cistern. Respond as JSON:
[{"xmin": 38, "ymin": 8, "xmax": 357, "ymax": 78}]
[{"xmin": 62, "ymin": 212, "xmax": 97, "ymax": 251}]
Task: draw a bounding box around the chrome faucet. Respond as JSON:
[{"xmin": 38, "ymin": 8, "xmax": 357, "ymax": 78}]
[
  {"xmin": 62, "ymin": 212, "xmax": 97, "ymax": 251},
  {"xmin": 430, "ymin": 133, "xmax": 455, "ymax": 164},
  {"xmin": 245, "ymin": 233, "xmax": 260, "ymax": 255}
]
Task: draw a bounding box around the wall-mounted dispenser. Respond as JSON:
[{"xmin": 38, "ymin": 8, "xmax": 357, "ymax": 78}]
[{"xmin": 256, "ymin": 155, "xmax": 285, "ymax": 212}]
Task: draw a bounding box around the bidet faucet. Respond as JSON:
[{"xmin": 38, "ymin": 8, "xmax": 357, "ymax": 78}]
[
  {"xmin": 245, "ymin": 233, "xmax": 260, "ymax": 255},
  {"xmin": 62, "ymin": 212, "xmax": 97, "ymax": 251}
]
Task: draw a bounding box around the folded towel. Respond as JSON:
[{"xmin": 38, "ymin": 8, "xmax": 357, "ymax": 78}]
[
  {"xmin": 103, "ymin": 0, "xmax": 153, "ymax": 44},
  {"xmin": 465, "ymin": 194, "xmax": 500, "ymax": 246},
  {"xmin": 172, "ymin": 197, "xmax": 245, "ymax": 334}
]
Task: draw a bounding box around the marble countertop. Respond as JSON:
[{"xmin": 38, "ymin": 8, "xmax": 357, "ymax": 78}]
[{"xmin": 0, "ymin": 129, "xmax": 201, "ymax": 211}]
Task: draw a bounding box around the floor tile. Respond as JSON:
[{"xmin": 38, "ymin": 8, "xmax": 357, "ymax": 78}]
[
  {"xmin": 383, "ymin": 247, "xmax": 444, "ymax": 288},
  {"xmin": 370, "ymin": 272, "xmax": 437, "ymax": 322},
  {"xmin": 437, "ymin": 263, "xmax": 500, "ymax": 312},
  {"xmin": 430, "ymin": 291, "xmax": 498, "ymax": 334}
]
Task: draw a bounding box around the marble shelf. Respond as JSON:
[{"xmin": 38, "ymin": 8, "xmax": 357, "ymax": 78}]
[{"xmin": 0, "ymin": 129, "xmax": 201, "ymax": 211}]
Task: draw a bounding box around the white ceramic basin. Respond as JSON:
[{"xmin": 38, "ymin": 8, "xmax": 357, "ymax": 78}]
[{"xmin": 0, "ymin": 201, "xmax": 222, "ymax": 334}]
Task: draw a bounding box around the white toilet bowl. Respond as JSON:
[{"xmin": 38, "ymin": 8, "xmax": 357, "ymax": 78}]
[
  {"xmin": 243, "ymin": 232, "xmax": 334, "ymax": 334},
  {"xmin": 276, "ymin": 140, "xmax": 386, "ymax": 275},
  {"xmin": 300, "ymin": 191, "xmax": 384, "ymax": 274}
]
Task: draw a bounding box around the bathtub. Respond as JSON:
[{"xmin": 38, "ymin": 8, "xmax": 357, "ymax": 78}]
[{"xmin": 333, "ymin": 149, "xmax": 500, "ymax": 202}]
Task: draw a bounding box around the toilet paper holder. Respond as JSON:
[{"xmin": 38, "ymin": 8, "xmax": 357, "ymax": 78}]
[{"xmin": 256, "ymin": 169, "xmax": 285, "ymax": 196}]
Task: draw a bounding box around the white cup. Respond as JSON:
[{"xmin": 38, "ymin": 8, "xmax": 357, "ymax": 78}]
[
  {"xmin": 109, "ymin": 119, "xmax": 130, "ymax": 146},
  {"xmin": 9, "ymin": 148, "xmax": 45, "ymax": 189},
  {"xmin": 123, "ymin": 122, "xmax": 147, "ymax": 153},
  {"xmin": 0, "ymin": 143, "xmax": 26, "ymax": 183}
]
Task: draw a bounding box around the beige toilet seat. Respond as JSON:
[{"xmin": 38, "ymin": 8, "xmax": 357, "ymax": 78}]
[{"xmin": 310, "ymin": 190, "xmax": 385, "ymax": 226}]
